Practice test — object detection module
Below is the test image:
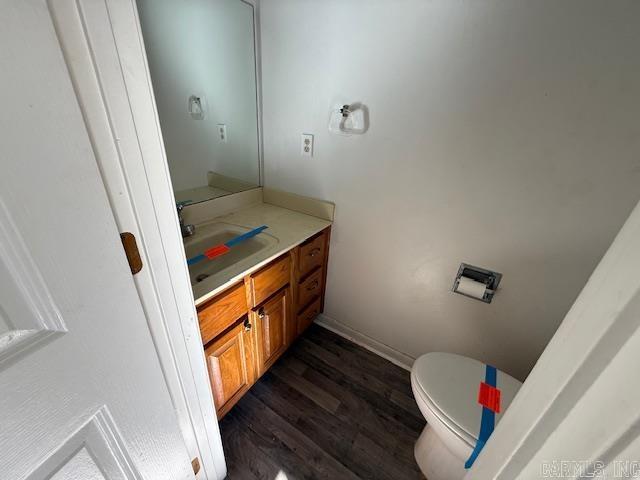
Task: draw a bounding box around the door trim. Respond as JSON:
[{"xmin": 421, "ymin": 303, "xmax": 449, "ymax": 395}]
[{"xmin": 49, "ymin": 0, "xmax": 227, "ymax": 478}]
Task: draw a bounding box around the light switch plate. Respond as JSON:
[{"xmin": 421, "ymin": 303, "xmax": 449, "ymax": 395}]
[{"xmin": 301, "ymin": 133, "xmax": 314, "ymax": 157}]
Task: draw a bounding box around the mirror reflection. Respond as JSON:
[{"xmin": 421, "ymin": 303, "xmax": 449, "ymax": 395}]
[{"xmin": 138, "ymin": 0, "xmax": 260, "ymax": 205}]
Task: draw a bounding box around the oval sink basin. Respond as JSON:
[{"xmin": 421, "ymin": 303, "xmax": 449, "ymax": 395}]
[{"xmin": 184, "ymin": 222, "xmax": 278, "ymax": 286}]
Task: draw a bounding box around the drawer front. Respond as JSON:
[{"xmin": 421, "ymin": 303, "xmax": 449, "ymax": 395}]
[
  {"xmin": 198, "ymin": 282, "xmax": 248, "ymax": 345},
  {"xmin": 249, "ymin": 254, "xmax": 291, "ymax": 307},
  {"xmin": 297, "ymin": 267, "xmax": 323, "ymax": 311},
  {"xmin": 298, "ymin": 232, "xmax": 326, "ymax": 278},
  {"xmin": 297, "ymin": 297, "xmax": 321, "ymax": 336}
]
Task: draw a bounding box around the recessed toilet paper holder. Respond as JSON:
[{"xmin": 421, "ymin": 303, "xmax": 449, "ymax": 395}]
[{"xmin": 452, "ymin": 263, "xmax": 502, "ymax": 303}]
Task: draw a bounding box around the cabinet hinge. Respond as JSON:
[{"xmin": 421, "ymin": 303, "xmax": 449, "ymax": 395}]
[
  {"xmin": 191, "ymin": 457, "xmax": 201, "ymax": 476},
  {"xmin": 119, "ymin": 232, "xmax": 143, "ymax": 275}
]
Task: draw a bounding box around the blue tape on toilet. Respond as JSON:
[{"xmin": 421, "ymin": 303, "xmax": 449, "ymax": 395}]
[{"xmin": 465, "ymin": 365, "xmax": 497, "ymax": 469}]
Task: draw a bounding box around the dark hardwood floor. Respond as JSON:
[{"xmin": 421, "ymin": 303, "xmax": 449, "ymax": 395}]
[{"xmin": 220, "ymin": 324, "xmax": 426, "ymax": 480}]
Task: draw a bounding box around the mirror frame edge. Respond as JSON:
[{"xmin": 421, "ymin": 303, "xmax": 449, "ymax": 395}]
[{"xmin": 242, "ymin": 0, "xmax": 264, "ymax": 188}]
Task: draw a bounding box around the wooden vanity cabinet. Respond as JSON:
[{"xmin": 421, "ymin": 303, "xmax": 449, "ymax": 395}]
[
  {"xmin": 198, "ymin": 282, "xmax": 247, "ymax": 345},
  {"xmin": 253, "ymin": 287, "xmax": 293, "ymax": 375},
  {"xmin": 197, "ymin": 226, "xmax": 331, "ymax": 419},
  {"xmin": 297, "ymin": 297, "xmax": 322, "ymax": 336},
  {"xmin": 294, "ymin": 228, "xmax": 330, "ymax": 337},
  {"xmin": 297, "ymin": 267, "xmax": 323, "ymax": 313},
  {"xmin": 204, "ymin": 317, "xmax": 255, "ymax": 419},
  {"xmin": 298, "ymin": 231, "xmax": 326, "ymax": 277},
  {"xmin": 247, "ymin": 254, "xmax": 290, "ymax": 307}
]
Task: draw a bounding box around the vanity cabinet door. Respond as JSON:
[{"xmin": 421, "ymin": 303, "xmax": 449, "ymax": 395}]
[
  {"xmin": 204, "ymin": 317, "xmax": 255, "ymax": 419},
  {"xmin": 255, "ymin": 287, "xmax": 293, "ymax": 375}
]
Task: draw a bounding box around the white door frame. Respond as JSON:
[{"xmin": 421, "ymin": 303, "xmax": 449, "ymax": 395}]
[
  {"xmin": 467, "ymin": 198, "xmax": 640, "ymax": 479},
  {"xmin": 68, "ymin": 0, "xmax": 228, "ymax": 478}
]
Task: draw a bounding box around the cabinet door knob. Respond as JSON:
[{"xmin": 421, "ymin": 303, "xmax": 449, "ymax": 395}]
[
  {"xmin": 307, "ymin": 280, "xmax": 319, "ymax": 291},
  {"xmin": 309, "ymin": 248, "xmax": 321, "ymax": 257},
  {"xmin": 258, "ymin": 307, "xmax": 266, "ymax": 319},
  {"xmin": 244, "ymin": 318, "xmax": 252, "ymax": 331}
]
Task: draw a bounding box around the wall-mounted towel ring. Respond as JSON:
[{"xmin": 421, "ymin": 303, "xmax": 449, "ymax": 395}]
[
  {"xmin": 188, "ymin": 94, "xmax": 207, "ymax": 120},
  {"xmin": 328, "ymin": 102, "xmax": 369, "ymax": 135}
]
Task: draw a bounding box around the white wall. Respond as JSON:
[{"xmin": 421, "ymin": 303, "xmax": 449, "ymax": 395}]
[
  {"xmin": 138, "ymin": 0, "xmax": 259, "ymax": 191},
  {"xmin": 260, "ymin": 0, "xmax": 640, "ymax": 379}
]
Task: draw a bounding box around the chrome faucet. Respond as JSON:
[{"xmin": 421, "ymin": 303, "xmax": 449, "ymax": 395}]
[{"xmin": 176, "ymin": 203, "xmax": 195, "ymax": 238}]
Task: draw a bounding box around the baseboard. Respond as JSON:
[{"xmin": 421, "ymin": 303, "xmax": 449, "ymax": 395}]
[{"xmin": 314, "ymin": 314, "xmax": 415, "ymax": 371}]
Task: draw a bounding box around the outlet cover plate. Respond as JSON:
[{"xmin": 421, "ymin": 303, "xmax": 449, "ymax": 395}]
[{"xmin": 301, "ymin": 133, "xmax": 314, "ymax": 156}]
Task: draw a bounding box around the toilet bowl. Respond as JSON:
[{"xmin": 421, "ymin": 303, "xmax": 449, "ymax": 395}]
[{"xmin": 411, "ymin": 352, "xmax": 522, "ymax": 480}]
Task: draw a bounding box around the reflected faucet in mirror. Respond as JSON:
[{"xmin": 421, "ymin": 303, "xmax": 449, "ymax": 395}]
[{"xmin": 176, "ymin": 203, "xmax": 195, "ymax": 238}]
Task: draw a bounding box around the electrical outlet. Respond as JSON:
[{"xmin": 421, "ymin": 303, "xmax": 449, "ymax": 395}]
[
  {"xmin": 301, "ymin": 134, "xmax": 314, "ymax": 157},
  {"xmin": 217, "ymin": 124, "xmax": 227, "ymax": 143}
]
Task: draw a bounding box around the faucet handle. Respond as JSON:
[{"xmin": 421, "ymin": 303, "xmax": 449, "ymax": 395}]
[
  {"xmin": 176, "ymin": 200, "xmax": 192, "ymax": 212},
  {"xmin": 176, "ymin": 201, "xmax": 196, "ymax": 237}
]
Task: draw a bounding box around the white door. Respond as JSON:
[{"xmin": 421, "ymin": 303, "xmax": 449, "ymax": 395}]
[{"xmin": 0, "ymin": 2, "xmax": 195, "ymax": 479}]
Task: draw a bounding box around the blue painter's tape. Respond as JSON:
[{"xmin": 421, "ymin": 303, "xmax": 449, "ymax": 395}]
[
  {"xmin": 185, "ymin": 226, "xmax": 268, "ymax": 266},
  {"xmin": 187, "ymin": 254, "xmax": 206, "ymax": 266},
  {"xmin": 486, "ymin": 364, "xmax": 497, "ymax": 386},
  {"xmin": 224, "ymin": 225, "xmax": 268, "ymax": 248},
  {"xmin": 465, "ymin": 365, "xmax": 497, "ymax": 469}
]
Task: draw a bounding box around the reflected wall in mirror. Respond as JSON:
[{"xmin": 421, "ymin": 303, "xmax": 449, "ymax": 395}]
[{"xmin": 137, "ymin": 0, "xmax": 260, "ymax": 205}]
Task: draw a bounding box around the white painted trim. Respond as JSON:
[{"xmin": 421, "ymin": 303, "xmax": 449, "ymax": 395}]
[
  {"xmin": 110, "ymin": 4, "xmax": 227, "ymax": 478},
  {"xmin": 315, "ymin": 314, "xmax": 415, "ymax": 371},
  {"xmin": 71, "ymin": 1, "xmax": 227, "ymax": 478}
]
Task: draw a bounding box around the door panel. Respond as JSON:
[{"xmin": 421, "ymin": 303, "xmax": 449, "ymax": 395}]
[
  {"xmin": 0, "ymin": 203, "xmax": 67, "ymax": 366},
  {"xmin": 255, "ymin": 288, "xmax": 292, "ymax": 374},
  {"xmin": 0, "ymin": 2, "xmax": 193, "ymax": 479},
  {"xmin": 205, "ymin": 319, "xmax": 255, "ymax": 418},
  {"xmin": 29, "ymin": 407, "xmax": 141, "ymax": 480}
]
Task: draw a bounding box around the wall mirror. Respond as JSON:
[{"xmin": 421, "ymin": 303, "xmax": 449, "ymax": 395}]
[{"xmin": 137, "ymin": 0, "xmax": 260, "ymax": 206}]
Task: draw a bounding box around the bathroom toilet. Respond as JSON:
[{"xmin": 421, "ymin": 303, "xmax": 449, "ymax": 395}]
[{"xmin": 411, "ymin": 352, "xmax": 522, "ymax": 480}]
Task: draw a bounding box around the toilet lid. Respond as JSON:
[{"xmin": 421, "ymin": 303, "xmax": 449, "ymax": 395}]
[{"xmin": 412, "ymin": 352, "xmax": 522, "ymax": 443}]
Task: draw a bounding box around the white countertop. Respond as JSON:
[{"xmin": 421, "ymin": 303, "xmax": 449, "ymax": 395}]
[{"xmin": 188, "ymin": 202, "xmax": 332, "ymax": 306}]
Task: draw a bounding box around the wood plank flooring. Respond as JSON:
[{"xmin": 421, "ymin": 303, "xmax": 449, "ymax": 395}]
[{"xmin": 220, "ymin": 324, "xmax": 426, "ymax": 479}]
